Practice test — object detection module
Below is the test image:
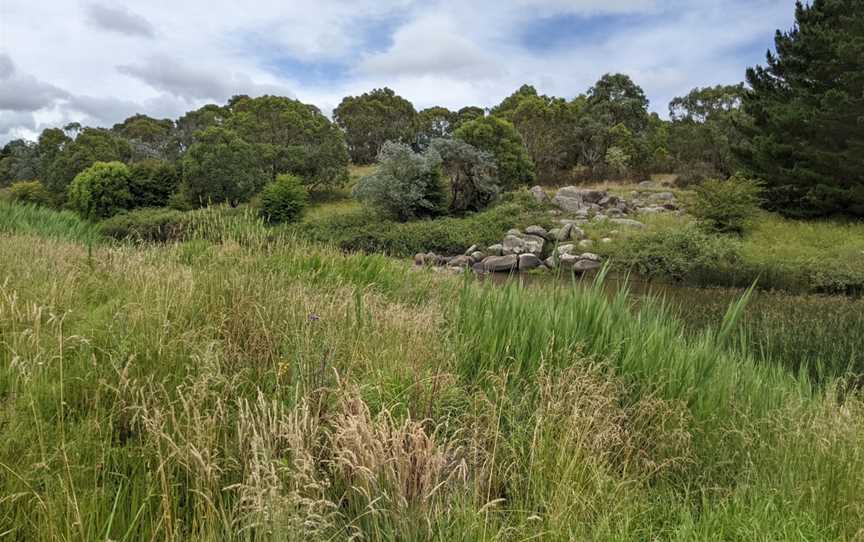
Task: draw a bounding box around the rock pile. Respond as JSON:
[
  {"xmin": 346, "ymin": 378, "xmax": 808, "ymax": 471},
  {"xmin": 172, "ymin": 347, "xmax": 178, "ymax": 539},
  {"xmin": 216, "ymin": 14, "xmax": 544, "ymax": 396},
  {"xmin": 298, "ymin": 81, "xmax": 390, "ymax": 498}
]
[{"xmin": 413, "ymin": 184, "xmax": 681, "ymax": 274}]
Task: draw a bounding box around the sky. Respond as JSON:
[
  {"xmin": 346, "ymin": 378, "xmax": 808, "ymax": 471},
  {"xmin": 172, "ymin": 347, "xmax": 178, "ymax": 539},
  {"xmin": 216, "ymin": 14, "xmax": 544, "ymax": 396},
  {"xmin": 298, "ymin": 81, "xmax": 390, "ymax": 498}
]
[{"xmin": 0, "ymin": 0, "xmax": 796, "ymax": 144}]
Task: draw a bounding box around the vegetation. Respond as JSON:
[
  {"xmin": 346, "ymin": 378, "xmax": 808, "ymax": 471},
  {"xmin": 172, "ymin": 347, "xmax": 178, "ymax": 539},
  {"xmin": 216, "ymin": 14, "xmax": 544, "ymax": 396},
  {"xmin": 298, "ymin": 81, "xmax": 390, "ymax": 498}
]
[
  {"xmin": 429, "ymin": 138, "xmax": 499, "ymax": 214},
  {"xmin": 67, "ymin": 161, "xmax": 133, "ymax": 220},
  {"xmin": 98, "ymin": 207, "xmax": 188, "ymax": 242},
  {"xmin": 353, "ymin": 142, "xmax": 447, "ymax": 221},
  {"xmin": 689, "ymin": 174, "xmax": 764, "ymax": 234},
  {"xmin": 8, "ymin": 179, "xmax": 51, "ymax": 206},
  {"xmin": 333, "ymin": 88, "xmax": 417, "ymax": 164},
  {"xmin": 1, "ymin": 206, "xmax": 864, "ymax": 539},
  {"xmin": 742, "ymin": 0, "xmax": 864, "ymax": 218},
  {"xmin": 454, "ymin": 115, "xmax": 535, "ymax": 189},
  {"xmin": 259, "ymin": 174, "xmax": 309, "ymax": 224}
]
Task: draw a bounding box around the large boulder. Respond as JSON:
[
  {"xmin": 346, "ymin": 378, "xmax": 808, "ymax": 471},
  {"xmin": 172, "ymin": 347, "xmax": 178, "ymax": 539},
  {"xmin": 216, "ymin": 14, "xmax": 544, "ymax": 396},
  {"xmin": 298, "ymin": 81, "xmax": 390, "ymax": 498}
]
[
  {"xmin": 572, "ymin": 259, "xmax": 603, "ymax": 272},
  {"xmin": 525, "ymin": 225, "xmax": 549, "ymax": 239},
  {"xmin": 481, "ymin": 255, "xmax": 519, "ymax": 273},
  {"xmin": 518, "ymin": 253, "xmax": 543, "ymax": 271},
  {"xmin": 447, "ymin": 255, "xmax": 473, "ymax": 268},
  {"xmin": 579, "ymin": 189, "xmax": 608, "ymax": 204},
  {"xmin": 552, "ymin": 187, "xmax": 586, "ymax": 213},
  {"xmin": 502, "ymin": 234, "xmax": 544, "ymax": 255},
  {"xmin": 529, "ymin": 186, "xmax": 549, "ymax": 203},
  {"xmin": 487, "ymin": 244, "xmax": 504, "ymax": 256}
]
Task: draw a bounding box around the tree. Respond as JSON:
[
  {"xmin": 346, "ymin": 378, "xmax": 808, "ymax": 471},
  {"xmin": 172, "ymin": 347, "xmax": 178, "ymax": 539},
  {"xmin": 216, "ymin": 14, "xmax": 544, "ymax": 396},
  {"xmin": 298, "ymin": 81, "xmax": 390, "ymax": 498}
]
[
  {"xmin": 113, "ymin": 114, "xmax": 175, "ymax": 161},
  {"xmin": 9, "ymin": 180, "xmax": 51, "ymax": 206},
  {"xmin": 741, "ymin": 0, "xmax": 864, "ymax": 217},
  {"xmin": 454, "ymin": 116, "xmax": 534, "ymax": 189},
  {"xmin": 67, "ymin": 161, "xmax": 133, "ymax": 220},
  {"xmin": 668, "ymin": 85, "xmax": 749, "ymax": 180},
  {"xmin": 228, "ymin": 95, "xmax": 349, "ymax": 189},
  {"xmin": 353, "ymin": 141, "xmax": 446, "ymax": 221},
  {"xmin": 333, "ymin": 88, "xmax": 417, "ymax": 164},
  {"xmin": 181, "ymin": 127, "xmax": 266, "ymax": 206},
  {"xmin": 45, "ymin": 128, "xmax": 132, "ymax": 200},
  {"xmin": 128, "ymin": 160, "xmax": 179, "ymax": 208},
  {"xmin": 259, "ymin": 174, "xmax": 308, "ymax": 224},
  {"xmin": 509, "ymin": 95, "xmax": 580, "ymax": 182},
  {"xmin": 170, "ymin": 104, "xmax": 230, "ymax": 158},
  {"xmin": 0, "ymin": 139, "xmax": 40, "ymax": 186},
  {"xmin": 490, "ymin": 84, "xmax": 539, "ymax": 118},
  {"xmin": 429, "ymin": 138, "xmax": 499, "ymax": 213},
  {"xmin": 453, "ymin": 106, "xmax": 485, "ymax": 130},
  {"xmin": 415, "ymin": 107, "xmax": 457, "ymax": 148},
  {"xmin": 587, "ymin": 73, "xmax": 650, "ymax": 133}
]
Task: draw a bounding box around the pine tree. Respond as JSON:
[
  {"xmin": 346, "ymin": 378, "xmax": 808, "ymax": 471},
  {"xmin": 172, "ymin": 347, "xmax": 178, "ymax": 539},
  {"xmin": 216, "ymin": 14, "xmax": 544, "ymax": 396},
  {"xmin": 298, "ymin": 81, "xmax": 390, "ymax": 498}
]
[{"xmin": 742, "ymin": 0, "xmax": 864, "ymax": 217}]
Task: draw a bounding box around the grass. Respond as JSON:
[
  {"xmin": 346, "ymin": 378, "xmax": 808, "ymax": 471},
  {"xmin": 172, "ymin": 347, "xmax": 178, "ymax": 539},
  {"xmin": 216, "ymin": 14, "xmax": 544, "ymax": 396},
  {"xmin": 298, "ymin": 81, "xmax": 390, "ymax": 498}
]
[
  {"xmin": 1, "ymin": 203, "xmax": 864, "ymax": 540},
  {"xmin": 0, "ymin": 200, "xmax": 102, "ymax": 245}
]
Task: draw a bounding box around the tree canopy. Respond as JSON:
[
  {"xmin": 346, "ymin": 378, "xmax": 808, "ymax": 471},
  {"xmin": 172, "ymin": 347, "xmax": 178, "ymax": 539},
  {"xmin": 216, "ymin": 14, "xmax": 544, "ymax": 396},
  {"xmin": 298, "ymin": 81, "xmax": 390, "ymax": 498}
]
[
  {"xmin": 333, "ymin": 88, "xmax": 417, "ymax": 164},
  {"xmin": 741, "ymin": 0, "xmax": 864, "ymax": 217},
  {"xmin": 454, "ymin": 116, "xmax": 535, "ymax": 189}
]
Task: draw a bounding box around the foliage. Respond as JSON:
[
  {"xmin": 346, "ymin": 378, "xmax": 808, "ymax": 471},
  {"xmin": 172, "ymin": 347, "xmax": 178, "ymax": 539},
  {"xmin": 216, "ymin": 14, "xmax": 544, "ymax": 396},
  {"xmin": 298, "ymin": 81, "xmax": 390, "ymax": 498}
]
[
  {"xmin": 587, "ymin": 73, "xmax": 650, "ymax": 133},
  {"xmin": 98, "ymin": 207, "xmax": 188, "ymax": 242},
  {"xmin": 8, "ymin": 180, "xmax": 51, "ymax": 206},
  {"xmin": 259, "ymin": 174, "xmax": 308, "ymax": 224},
  {"xmin": 128, "ymin": 159, "xmax": 179, "ymax": 208},
  {"xmin": 509, "ymin": 92, "xmax": 581, "ymax": 182},
  {"xmin": 353, "ymin": 142, "xmax": 446, "ymax": 221},
  {"xmin": 333, "ymin": 88, "xmax": 417, "ymax": 164},
  {"xmin": 112, "ymin": 114, "xmax": 175, "ymax": 160},
  {"xmin": 181, "ymin": 127, "xmax": 267, "ymax": 206},
  {"xmin": 742, "ymin": 0, "xmax": 864, "ymax": 217},
  {"xmin": 429, "ymin": 138, "xmax": 499, "ymax": 213},
  {"xmin": 454, "ymin": 115, "xmax": 534, "ymax": 189},
  {"xmin": 228, "ymin": 95, "xmax": 349, "ymax": 189},
  {"xmin": 689, "ymin": 175, "xmax": 764, "ymax": 234},
  {"xmin": 668, "ymin": 84, "xmax": 749, "ymax": 179},
  {"xmin": 0, "ymin": 139, "xmax": 40, "ymax": 186},
  {"xmin": 0, "ymin": 200, "xmax": 102, "ymax": 243},
  {"xmin": 604, "ymin": 146, "xmax": 630, "ymax": 178},
  {"xmin": 45, "ymin": 127, "xmax": 133, "ymax": 200},
  {"xmin": 67, "ymin": 161, "xmax": 133, "ymax": 220},
  {"xmin": 601, "ymin": 223, "xmax": 742, "ymax": 280},
  {"xmin": 415, "ymin": 106, "xmax": 457, "ymax": 148}
]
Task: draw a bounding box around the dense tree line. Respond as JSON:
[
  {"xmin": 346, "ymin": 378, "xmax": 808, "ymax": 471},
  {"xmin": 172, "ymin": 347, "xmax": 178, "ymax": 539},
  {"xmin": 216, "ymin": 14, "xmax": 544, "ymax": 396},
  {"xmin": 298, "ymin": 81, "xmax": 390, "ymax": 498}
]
[{"xmin": 1, "ymin": 0, "xmax": 861, "ymax": 219}]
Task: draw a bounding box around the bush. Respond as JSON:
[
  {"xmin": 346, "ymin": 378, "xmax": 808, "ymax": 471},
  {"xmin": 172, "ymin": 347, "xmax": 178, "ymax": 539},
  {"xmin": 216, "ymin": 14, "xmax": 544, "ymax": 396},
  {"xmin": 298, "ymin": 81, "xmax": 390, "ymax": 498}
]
[
  {"xmin": 601, "ymin": 224, "xmax": 741, "ymax": 281},
  {"xmin": 688, "ymin": 174, "xmax": 763, "ymax": 234},
  {"xmin": 128, "ymin": 160, "xmax": 179, "ymax": 208},
  {"xmin": 454, "ymin": 116, "xmax": 535, "ymax": 189},
  {"xmin": 259, "ymin": 174, "xmax": 308, "ymax": 224},
  {"xmin": 67, "ymin": 161, "xmax": 133, "ymax": 220},
  {"xmin": 98, "ymin": 208, "xmax": 188, "ymax": 242},
  {"xmin": 9, "ymin": 180, "xmax": 52, "ymax": 206},
  {"xmin": 353, "ymin": 142, "xmax": 446, "ymax": 221}
]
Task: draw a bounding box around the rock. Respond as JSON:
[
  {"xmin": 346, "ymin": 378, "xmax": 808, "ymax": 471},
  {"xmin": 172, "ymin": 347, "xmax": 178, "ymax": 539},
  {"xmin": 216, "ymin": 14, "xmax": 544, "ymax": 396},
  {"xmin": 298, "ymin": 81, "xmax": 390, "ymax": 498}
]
[
  {"xmin": 464, "ymin": 244, "xmax": 479, "ymax": 256},
  {"xmin": 579, "ymin": 189, "xmax": 608, "ymax": 204},
  {"xmin": 552, "ymin": 225, "xmax": 572, "ymax": 242},
  {"xmin": 651, "ymin": 192, "xmax": 675, "ymax": 201},
  {"xmin": 506, "ymin": 228, "xmax": 522, "ymax": 236},
  {"xmin": 518, "ymin": 253, "xmax": 543, "ymax": 271},
  {"xmin": 579, "ymin": 252, "xmax": 601, "ymax": 262},
  {"xmin": 487, "ymin": 244, "xmax": 503, "ymax": 256},
  {"xmin": 413, "ymin": 253, "xmax": 427, "ymax": 266},
  {"xmin": 471, "ymin": 262, "xmax": 486, "ymax": 274},
  {"xmin": 544, "ymin": 256, "xmax": 557, "ymax": 269},
  {"xmin": 525, "ymin": 225, "xmax": 549, "ymax": 239},
  {"xmin": 578, "ymin": 239, "xmax": 594, "ymax": 249},
  {"xmin": 600, "ymin": 237, "xmax": 613, "ymax": 244},
  {"xmin": 572, "ymin": 259, "xmax": 603, "ymax": 272},
  {"xmin": 598, "ymin": 195, "xmax": 621, "ymax": 208},
  {"xmin": 557, "ymin": 244, "xmax": 575, "ymax": 256},
  {"xmin": 592, "ymin": 214, "xmax": 609, "ymax": 223},
  {"xmin": 639, "ymin": 180, "xmax": 657, "ymax": 189},
  {"xmin": 569, "ymin": 226, "xmax": 586, "ymax": 241},
  {"xmin": 558, "ymin": 253, "xmax": 580, "ymax": 268},
  {"xmin": 425, "ymin": 252, "xmax": 441, "ymax": 265},
  {"xmin": 529, "ymin": 185, "xmax": 549, "ymax": 203},
  {"xmin": 552, "ymin": 186, "xmax": 587, "ymax": 213},
  {"xmin": 448, "ymin": 255, "xmax": 473, "ymax": 268},
  {"xmin": 470, "ymin": 251, "xmax": 486, "ymax": 262},
  {"xmin": 609, "ymin": 218, "xmax": 645, "ymax": 229},
  {"xmin": 502, "ymin": 234, "xmax": 544, "ymax": 255},
  {"xmin": 482, "ymin": 255, "xmax": 519, "ymax": 273}
]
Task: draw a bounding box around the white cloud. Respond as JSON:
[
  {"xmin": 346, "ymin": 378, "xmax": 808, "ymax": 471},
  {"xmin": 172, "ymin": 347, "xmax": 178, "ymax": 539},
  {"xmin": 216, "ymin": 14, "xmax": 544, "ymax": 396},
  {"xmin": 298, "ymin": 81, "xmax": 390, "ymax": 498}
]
[{"xmin": 0, "ymin": 0, "xmax": 795, "ymax": 143}]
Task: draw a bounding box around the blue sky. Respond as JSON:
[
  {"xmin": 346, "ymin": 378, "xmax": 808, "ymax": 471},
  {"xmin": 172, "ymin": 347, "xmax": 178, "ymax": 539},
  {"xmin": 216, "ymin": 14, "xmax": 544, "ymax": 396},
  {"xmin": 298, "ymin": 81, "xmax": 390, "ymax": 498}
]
[{"xmin": 0, "ymin": 0, "xmax": 796, "ymax": 142}]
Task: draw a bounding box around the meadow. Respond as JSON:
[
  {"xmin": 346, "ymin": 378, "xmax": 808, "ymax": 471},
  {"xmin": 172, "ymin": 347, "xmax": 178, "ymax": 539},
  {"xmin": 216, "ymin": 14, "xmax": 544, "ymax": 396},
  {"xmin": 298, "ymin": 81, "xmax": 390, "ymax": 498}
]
[{"xmin": 1, "ymin": 204, "xmax": 863, "ymax": 540}]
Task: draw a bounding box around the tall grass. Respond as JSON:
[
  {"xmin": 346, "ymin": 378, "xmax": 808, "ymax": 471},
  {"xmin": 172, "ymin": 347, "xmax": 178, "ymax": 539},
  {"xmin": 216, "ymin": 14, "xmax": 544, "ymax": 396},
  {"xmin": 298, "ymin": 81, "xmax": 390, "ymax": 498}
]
[
  {"xmin": 0, "ymin": 201, "xmax": 101, "ymax": 244},
  {"xmin": 1, "ymin": 219, "xmax": 863, "ymax": 539}
]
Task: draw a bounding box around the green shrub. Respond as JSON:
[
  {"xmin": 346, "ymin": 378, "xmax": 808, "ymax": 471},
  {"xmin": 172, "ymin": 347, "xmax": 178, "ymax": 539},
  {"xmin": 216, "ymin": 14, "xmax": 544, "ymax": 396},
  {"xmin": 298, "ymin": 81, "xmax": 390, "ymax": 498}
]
[
  {"xmin": 98, "ymin": 208, "xmax": 188, "ymax": 242},
  {"xmin": 601, "ymin": 224, "xmax": 741, "ymax": 280},
  {"xmin": 259, "ymin": 174, "xmax": 308, "ymax": 224},
  {"xmin": 689, "ymin": 174, "xmax": 763, "ymax": 234},
  {"xmin": 353, "ymin": 142, "xmax": 447, "ymax": 221},
  {"xmin": 128, "ymin": 160, "xmax": 179, "ymax": 208},
  {"xmin": 8, "ymin": 180, "xmax": 52, "ymax": 206},
  {"xmin": 67, "ymin": 161, "xmax": 132, "ymax": 220}
]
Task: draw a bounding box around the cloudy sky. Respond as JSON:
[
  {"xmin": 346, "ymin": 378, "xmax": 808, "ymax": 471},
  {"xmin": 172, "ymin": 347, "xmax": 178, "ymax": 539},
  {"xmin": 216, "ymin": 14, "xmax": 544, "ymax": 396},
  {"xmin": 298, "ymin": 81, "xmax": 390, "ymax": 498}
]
[{"xmin": 0, "ymin": 0, "xmax": 795, "ymax": 143}]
